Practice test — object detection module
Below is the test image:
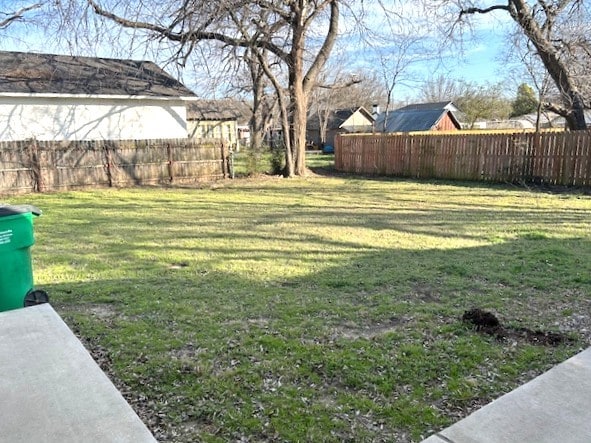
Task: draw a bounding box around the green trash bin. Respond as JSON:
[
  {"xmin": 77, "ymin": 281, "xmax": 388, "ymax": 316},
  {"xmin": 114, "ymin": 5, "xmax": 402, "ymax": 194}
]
[{"xmin": 0, "ymin": 205, "xmax": 45, "ymax": 312}]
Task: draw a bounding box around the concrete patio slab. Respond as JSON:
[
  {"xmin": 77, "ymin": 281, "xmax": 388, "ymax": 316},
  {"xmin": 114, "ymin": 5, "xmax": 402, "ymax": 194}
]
[
  {"xmin": 422, "ymin": 435, "xmax": 449, "ymax": 443},
  {"xmin": 0, "ymin": 304, "xmax": 156, "ymax": 443},
  {"xmin": 422, "ymin": 346, "xmax": 591, "ymax": 443}
]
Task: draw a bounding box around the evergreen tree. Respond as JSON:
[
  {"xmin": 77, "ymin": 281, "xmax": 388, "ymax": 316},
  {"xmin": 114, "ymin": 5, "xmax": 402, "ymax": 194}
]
[{"xmin": 511, "ymin": 84, "xmax": 538, "ymax": 117}]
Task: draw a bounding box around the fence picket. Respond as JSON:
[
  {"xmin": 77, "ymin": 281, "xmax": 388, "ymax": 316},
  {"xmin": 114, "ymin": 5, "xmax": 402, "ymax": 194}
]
[
  {"xmin": 0, "ymin": 138, "xmax": 227, "ymax": 194},
  {"xmin": 335, "ymin": 130, "xmax": 591, "ymax": 187}
]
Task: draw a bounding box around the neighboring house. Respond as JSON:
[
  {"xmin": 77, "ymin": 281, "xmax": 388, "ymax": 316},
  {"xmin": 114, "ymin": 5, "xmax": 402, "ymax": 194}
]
[
  {"xmin": 375, "ymin": 101, "xmax": 462, "ymax": 133},
  {"xmin": 475, "ymin": 110, "xmax": 591, "ymax": 130},
  {"xmin": 186, "ymin": 99, "xmax": 251, "ymax": 150},
  {"xmin": 471, "ymin": 119, "xmax": 535, "ymax": 130},
  {"xmin": 307, "ymin": 106, "xmax": 374, "ymax": 148},
  {"xmin": 0, "ymin": 51, "xmax": 197, "ymax": 142},
  {"xmin": 521, "ymin": 112, "xmax": 565, "ymax": 129}
]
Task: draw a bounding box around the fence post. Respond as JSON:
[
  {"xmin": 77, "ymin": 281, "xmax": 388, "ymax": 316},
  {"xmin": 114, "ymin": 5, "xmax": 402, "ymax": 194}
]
[
  {"xmin": 27, "ymin": 139, "xmax": 43, "ymax": 192},
  {"xmin": 221, "ymin": 142, "xmax": 228, "ymax": 178},
  {"xmin": 167, "ymin": 142, "xmax": 174, "ymax": 182},
  {"xmin": 103, "ymin": 142, "xmax": 114, "ymax": 188},
  {"xmin": 229, "ymin": 147, "xmax": 235, "ymax": 179}
]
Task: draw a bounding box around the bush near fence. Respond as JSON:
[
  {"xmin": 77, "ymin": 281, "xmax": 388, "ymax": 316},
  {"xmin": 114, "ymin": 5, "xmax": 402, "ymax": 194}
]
[
  {"xmin": 335, "ymin": 130, "xmax": 591, "ymax": 187},
  {"xmin": 0, "ymin": 138, "xmax": 231, "ymax": 194}
]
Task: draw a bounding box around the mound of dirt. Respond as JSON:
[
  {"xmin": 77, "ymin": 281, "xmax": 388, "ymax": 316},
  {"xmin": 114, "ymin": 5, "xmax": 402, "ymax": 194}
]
[{"xmin": 462, "ymin": 308, "xmax": 572, "ymax": 346}]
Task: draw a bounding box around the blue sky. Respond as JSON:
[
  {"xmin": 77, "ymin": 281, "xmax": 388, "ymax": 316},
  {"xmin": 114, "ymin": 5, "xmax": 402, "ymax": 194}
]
[{"xmin": 0, "ymin": 1, "xmax": 517, "ymax": 101}]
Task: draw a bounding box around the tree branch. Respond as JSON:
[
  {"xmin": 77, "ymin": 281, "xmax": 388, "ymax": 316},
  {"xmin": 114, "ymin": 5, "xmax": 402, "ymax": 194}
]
[
  {"xmin": 316, "ymin": 77, "xmax": 362, "ymax": 89},
  {"xmin": 543, "ymin": 101, "xmax": 570, "ymax": 118},
  {"xmin": 0, "ymin": 2, "xmax": 43, "ymax": 29},
  {"xmin": 87, "ymin": 0, "xmax": 289, "ymax": 63},
  {"xmin": 303, "ymin": 0, "xmax": 339, "ymax": 95},
  {"xmin": 459, "ymin": 4, "xmax": 509, "ymax": 17}
]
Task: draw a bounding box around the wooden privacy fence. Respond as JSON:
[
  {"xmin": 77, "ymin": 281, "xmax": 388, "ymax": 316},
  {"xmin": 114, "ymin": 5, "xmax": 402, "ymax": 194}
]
[
  {"xmin": 335, "ymin": 131, "xmax": 591, "ymax": 186},
  {"xmin": 0, "ymin": 138, "xmax": 231, "ymax": 194}
]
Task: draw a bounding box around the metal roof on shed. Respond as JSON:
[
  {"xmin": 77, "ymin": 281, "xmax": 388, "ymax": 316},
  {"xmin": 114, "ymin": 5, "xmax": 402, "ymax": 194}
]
[{"xmin": 375, "ymin": 102, "xmax": 460, "ymax": 133}]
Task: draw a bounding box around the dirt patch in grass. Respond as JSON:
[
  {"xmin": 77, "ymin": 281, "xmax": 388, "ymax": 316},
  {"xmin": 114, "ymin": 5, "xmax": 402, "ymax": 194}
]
[
  {"xmin": 169, "ymin": 343, "xmax": 208, "ymax": 361},
  {"xmin": 463, "ymin": 308, "xmax": 574, "ymax": 346},
  {"xmin": 61, "ymin": 302, "xmax": 122, "ymax": 320},
  {"xmin": 223, "ymin": 317, "xmax": 270, "ymax": 328},
  {"xmin": 338, "ymin": 316, "xmax": 412, "ymax": 340},
  {"xmin": 411, "ymin": 284, "xmax": 441, "ymax": 303}
]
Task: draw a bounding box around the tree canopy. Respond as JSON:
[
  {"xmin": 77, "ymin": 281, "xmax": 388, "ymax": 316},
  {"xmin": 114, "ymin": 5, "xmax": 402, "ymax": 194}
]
[{"xmin": 511, "ymin": 83, "xmax": 538, "ymax": 117}]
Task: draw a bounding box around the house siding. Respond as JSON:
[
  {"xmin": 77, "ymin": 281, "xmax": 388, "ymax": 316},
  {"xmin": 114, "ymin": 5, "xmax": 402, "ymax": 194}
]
[
  {"xmin": 341, "ymin": 112, "xmax": 373, "ymax": 131},
  {"xmin": 307, "ymin": 108, "xmax": 374, "ymax": 147},
  {"xmin": 187, "ymin": 120, "xmax": 238, "ymax": 148},
  {"xmin": 0, "ymin": 96, "xmax": 189, "ymax": 141},
  {"xmin": 433, "ymin": 113, "xmax": 459, "ymax": 131}
]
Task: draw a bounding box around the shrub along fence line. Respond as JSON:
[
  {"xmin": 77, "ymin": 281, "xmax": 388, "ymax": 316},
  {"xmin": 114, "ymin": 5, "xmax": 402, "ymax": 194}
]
[
  {"xmin": 335, "ymin": 130, "xmax": 591, "ymax": 187},
  {"xmin": 0, "ymin": 138, "xmax": 231, "ymax": 194}
]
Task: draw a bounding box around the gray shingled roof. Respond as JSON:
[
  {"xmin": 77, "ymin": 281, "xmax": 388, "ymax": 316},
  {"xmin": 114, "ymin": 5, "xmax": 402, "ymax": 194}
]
[
  {"xmin": 395, "ymin": 101, "xmax": 456, "ymax": 112},
  {"xmin": 375, "ymin": 102, "xmax": 460, "ymax": 133},
  {"xmin": 0, "ymin": 51, "xmax": 196, "ymax": 98},
  {"xmin": 186, "ymin": 99, "xmax": 251, "ymax": 122}
]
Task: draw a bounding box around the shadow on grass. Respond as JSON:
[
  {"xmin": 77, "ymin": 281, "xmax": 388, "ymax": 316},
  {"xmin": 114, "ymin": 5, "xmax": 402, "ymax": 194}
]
[
  {"xmin": 40, "ymin": 235, "xmax": 591, "ymax": 443},
  {"xmin": 310, "ymin": 166, "xmax": 591, "ymax": 197}
]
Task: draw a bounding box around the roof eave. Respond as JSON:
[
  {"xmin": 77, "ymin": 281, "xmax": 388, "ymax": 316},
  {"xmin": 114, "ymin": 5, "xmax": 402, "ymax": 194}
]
[
  {"xmin": 187, "ymin": 117, "xmax": 238, "ymax": 122},
  {"xmin": 0, "ymin": 92, "xmax": 198, "ymax": 101}
]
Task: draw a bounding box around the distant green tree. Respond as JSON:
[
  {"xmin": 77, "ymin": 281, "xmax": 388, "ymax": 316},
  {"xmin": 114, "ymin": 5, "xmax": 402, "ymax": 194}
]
[{"xmin": 511, "ymin": 83, "xmax": 538, "ymax": 117}]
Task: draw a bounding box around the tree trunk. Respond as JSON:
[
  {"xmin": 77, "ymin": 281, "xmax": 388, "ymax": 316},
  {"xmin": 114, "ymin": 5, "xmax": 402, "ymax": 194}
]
[
  {"xmin": 287, "ymin": 22, "xmax": 308, "ymax": 177},
  {"xmin": 250, "ymin": 115, "xmax": 264, "ymax": 151},
  {"xmin": 291, "ymin": 91, "xmax": 308, "ymax": 176},
  {"xmin": 509, "ymin": 0, "xmax": 587, "ymax": 130},
  {"xmin": 249, "ymin": 60, "xmax": 265, "ymax": 151},
  {"xmin": 277, "ymin": 89, "xmax": 294, "ymax": 176}
]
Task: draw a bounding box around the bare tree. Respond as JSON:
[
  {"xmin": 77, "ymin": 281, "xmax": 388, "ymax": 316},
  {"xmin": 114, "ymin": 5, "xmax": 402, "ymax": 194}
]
[
  {"xmin": 366, "ymin": 17, "xmax": 431, "ymax": 131},
  {"xmin": 84, "ymin": 0, "xmax": 341, "ymax": 176},
  {"xmin": 429, "ymin": 0, "xmax": 590, "ymax": 130},
  {"xmin": 419, "ymin": 74, "xmax": 463, "ymax": 102},
  {"xmin": 511, "ymin": 38, "xmax": 555, "ymax": 130},
  {"xmin": 307, "ymin": 54, "xmax": 378, "ymax": 147},
  {"xmin": 244, "ymin": 51, "xmax": 277, "ymax": 154},
  {"xmin": 454, "ymin": 81, "xmax": 512, "ymax": 128}
]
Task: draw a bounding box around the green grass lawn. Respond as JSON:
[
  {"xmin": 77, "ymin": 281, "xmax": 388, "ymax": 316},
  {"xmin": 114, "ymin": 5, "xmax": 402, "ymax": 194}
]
[
  {"xmin": 12, "ymin": 176, "xmax": 591, "ymax": 442},
  {"xmin": 232, "ymin": 150, "xmax": 334, "ymax": 176}
]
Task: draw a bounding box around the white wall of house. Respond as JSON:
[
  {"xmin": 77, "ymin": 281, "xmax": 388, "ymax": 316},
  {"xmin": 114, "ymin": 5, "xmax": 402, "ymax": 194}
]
[
  {"xmin": 341, "ymin": 111, "xmax": 373, "ymax": 132},
  {"xmin": 0, "ymin": 95, "xmax": 189, "ymax": 141},
  {"xmin": 187, "ymin": 120, "xmax": 240, "ymax": 150}
]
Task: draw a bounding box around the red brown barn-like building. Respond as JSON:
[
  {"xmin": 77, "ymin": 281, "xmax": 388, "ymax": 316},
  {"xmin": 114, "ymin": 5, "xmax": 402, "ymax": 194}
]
[{"xmin": 374, "ymin": 101, "xmax": 462, "ymax": 133}]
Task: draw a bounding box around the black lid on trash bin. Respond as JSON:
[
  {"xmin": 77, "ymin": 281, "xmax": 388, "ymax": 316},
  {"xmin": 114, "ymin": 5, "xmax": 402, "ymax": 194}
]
[{"xmin": 0, "ymin": 205, "xmax": 42, "ymax": 217}]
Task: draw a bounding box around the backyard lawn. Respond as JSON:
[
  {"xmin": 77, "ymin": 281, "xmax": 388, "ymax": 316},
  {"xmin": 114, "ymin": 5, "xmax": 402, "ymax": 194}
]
[{"xmin": 13, "ymin": 175, "xmax": 591, "ymax": 442}]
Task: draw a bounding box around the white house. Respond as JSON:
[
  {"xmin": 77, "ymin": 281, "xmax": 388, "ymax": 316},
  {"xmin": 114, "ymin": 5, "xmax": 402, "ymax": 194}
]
[
  {"xmin": 306, "ymin": 106, "xmax": 374, "ymax": 147},
  {"xmin": 186, "ymin": 99, "xmax": 252, "ymax": 151},
  {"xmin": 0, "ymin": 51, "xmax": 197, "ymax": 141}
]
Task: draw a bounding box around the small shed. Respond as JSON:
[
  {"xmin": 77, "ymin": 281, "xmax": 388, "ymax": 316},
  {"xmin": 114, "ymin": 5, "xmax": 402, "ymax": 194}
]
[
  {"xmin": 0, "ymin": 51, "xmax": 197, "ymax": 141},
  {"xmin": 375, "ymin": 101, "xmax": 462, "ymax": 133},
  {"xmin": 307, "ymin": 106, "xmax": 374, "ymax": 148}
]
